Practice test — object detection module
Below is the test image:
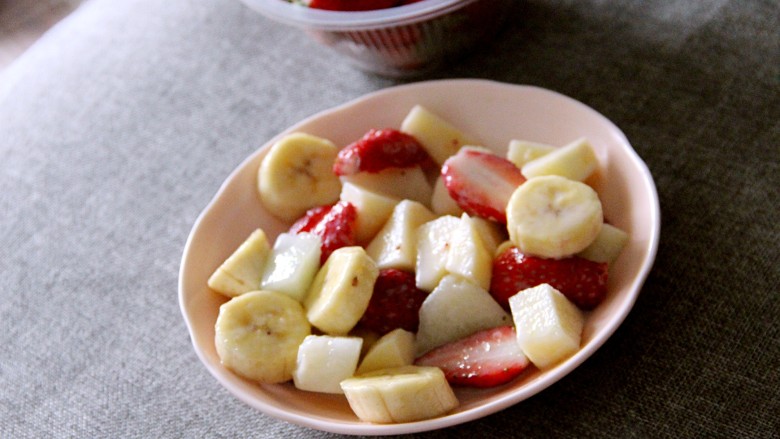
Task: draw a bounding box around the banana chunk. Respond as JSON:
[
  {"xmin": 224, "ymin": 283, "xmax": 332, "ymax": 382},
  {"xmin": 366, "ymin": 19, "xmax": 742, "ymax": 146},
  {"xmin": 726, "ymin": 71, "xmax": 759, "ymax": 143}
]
[
  {"xmin": 340, "ymin": 365, "xmax": 459, "ymax": 423},
  {"xmin": 207, "ymin": 228, "xmax": 271, "ymax": 298},
  {"xmin": 258, "ymin": 133, "xmax": 342, "ymax": 222},
  {"xmin": 506, "ymin": 175, "xmax": 603, "ymax": 259},
  {"xmin": 215, "ymin": 290, "xmax": 311, "ymax": 384}
]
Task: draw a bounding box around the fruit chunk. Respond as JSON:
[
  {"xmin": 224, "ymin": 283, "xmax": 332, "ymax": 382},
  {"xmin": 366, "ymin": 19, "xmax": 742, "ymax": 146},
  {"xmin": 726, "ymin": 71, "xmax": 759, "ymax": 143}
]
[
  {"xmin": 260, "ymin": 232, "xmax": 322, "ymax": 302},
  {"xmin": 400, "ymin": 105, "xmax": 474, "ymax": 165},
  {"xmin": 339, "ymin": 182, "xmax": 400, "ymax": 244},
  {"xmin": 506, "ymin": 175, "xmax": 603, "ymax": 259},
  {"xmin": 444, "ymin": 213, "xmax": 493, "ymax": 290},
  {"xmin": 333, "ymin": 128, "xmax": 433, "ymax": 176},
  {"xmin": 509, "ymin": 283, "xmax": 585, "ymax": 369},
  {"xmin": 577, "ymin": 223, "xmax": 629, "ymax": 265},
  {"xmin": 207, "ymin": 229, "xmax": 271, "ymax": 298},
  {"xmin": 366, "ymin": 200, "xmax": 436, "ymax": 272},
  {"xmin": 304, "ymin": 246, "xmax": 379, "ymax": 335},
  {"xmin": 414, "ymin": 215, "xmax": 460, "ymax": 292},
  {"xmin": 356, "ymin": 328, "xmax": 415, "ymax": 375},
  {"xmin": 415, "ymin": 325, "xmax": 529, "ymax": 388},
  {"xmin": 506, "ymin": 139, "xmax": 555, "ymax": 168},
  {"xmin": 340, "ymin": 365, "xmax": 459, "ymax": 423},
  {"xmin": 442, "ymin": 147, "xmax": 526, "ymax": 223},
  {"xmin": 416, "ymin": 275, "xmax": 511, "ymax": 355},
  {"xmin": 359, "ymin": 268, "xmax": 428, "ymax": 335},
  {"xmin": 215, "ymin": 290, "xmax": 311, "ymax": 384},
  {"xmin": 293, "ymin": 335, "xmax": 363, "ymax": 394},
  {"xmin": 290, "ymin": 201, "xmax": 357, "ymax": 264},
  {"xmin": 341, "ymin": 166, "xmax": 432, "ymax": 208},
  {"xmin": 309, "ymin": 0, "xmax": 399, "ymax": 11},
  {"xmin": 521, "ymin": 138, "xmax": 598, "ymax": 182},
  {"xmin": 258, "ymin": 133, "xmax": 342, "ymax": 221},
  {"xmin": 490, "ymin": 246, "xmax": 609, "ymax": 310},
  {"xmin": 430, "ymin": 175, "xmax": 464, "ymax": 216}
]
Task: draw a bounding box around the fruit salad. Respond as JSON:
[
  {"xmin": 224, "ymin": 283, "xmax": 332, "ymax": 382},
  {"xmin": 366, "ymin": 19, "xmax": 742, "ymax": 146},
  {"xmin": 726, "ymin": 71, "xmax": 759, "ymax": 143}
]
[{"xmin": 207, "ymin": 105, "xmax": 629, "ymax": 424}]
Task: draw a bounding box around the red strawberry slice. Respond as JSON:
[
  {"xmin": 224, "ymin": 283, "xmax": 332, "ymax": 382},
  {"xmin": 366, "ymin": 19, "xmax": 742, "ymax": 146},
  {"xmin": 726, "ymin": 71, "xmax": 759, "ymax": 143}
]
[
  {"xmin": 359, "ymin": 268, "xmax": 427, "ymax": 335},
  {"xmin": 289, "ymin": 201, "xmax": 357, "ymax": 264},
  {"xmin": 415, "ymin": 325, "xmax": 529, "ymax": 388},
  {"xmin": 490, "ymin": 246, "xmax": 609, "ymax": 310},
  {"xmin": 441, "ymin": 148, "xmax": 526, "ymax": 223},
  {"xmin": 308, "ymin": 0, "xmax": 401, "ymax": 11},
  {"xmin": 333, "ymin": 128, "xmax": 434, "ymax": 176}
]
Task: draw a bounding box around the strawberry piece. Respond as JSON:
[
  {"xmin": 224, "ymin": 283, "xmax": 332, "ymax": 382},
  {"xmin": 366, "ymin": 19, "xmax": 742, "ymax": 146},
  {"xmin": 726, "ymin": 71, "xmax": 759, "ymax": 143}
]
[
  {"xmin": 415, "ymin": 325, "xmax": 529, "ymax": 388},
  {"xmin": 441, "ymin": 148, "xmax": 525, "ymax": 223},
  {"xmin": 490, "ymin": 246, "xmax": 609, "ymax": 310},
  {"xmin": 333, "ymin": 128, "xmax": 434, "ymax": 176},
  {"xmin": 359, "ymin": 268, "xmax": 427, "ymax": 335},
  {"xmin": 289, "ymin": 201, "xmax": 357, "ymax": 264},
  {"xmin": 308, "ymin": 0, "xmax": 401, "ymax": 12}
]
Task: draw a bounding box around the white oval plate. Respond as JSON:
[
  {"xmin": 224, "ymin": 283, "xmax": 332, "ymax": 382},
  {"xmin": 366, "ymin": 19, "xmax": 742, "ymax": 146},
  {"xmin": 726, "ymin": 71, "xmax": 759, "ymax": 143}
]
[{"xmin": 179, "ymin": 79, "xmax": 660, "ymax": 435}]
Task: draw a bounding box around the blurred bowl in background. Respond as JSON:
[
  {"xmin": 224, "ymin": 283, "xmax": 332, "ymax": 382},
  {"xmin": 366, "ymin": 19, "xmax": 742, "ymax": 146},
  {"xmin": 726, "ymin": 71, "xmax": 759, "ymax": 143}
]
[{"xmin": 238, "ymin": 0, "xmax": 514, "ymax": 76}]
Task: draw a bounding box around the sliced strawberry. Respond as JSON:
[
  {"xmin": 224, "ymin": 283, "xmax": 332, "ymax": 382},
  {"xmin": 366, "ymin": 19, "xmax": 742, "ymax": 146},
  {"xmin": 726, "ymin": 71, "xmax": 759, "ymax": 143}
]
[
  {"xmin": 415, "ymin": 325, "xmax": 529, "ymax": 388},
  {"xmin": 308, "ymin": 0, "xmax": 401, "ymax": 12},
  {"xmin": 333, "ymin": 128, "xmax": 434, "ymax": 176},
  {"xmin": 441, "ymin": 148, "xmax": 525, "ymax": 223},
  {"xmin": 490, "ymin": 246, "xmax": 609, "ymax": 310},
  {"xmin": 289, "ymin": 201, "xmax": 357, "ymax": 264},
  {"xmin": 359, "ymin": 268, "xmax": 427, "ymax": 335}
]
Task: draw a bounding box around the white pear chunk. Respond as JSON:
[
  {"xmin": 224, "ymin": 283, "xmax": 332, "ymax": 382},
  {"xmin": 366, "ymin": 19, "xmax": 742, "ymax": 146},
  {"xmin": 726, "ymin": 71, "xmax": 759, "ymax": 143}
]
[
  {"xmin": 260, "ymin": 232, "xmax": 322, "ymax": 302},
  {"xmin": 293, "ymin": 335, "xmax": 363, "ymax": 394},
  {"xmin": 577, "ymin": 223, "xmax": 629, "ymax": 264},
  {"xmin": 341, "ymin": 166, "xmax": 433, "ymax": 207},
  {"xmin": 470, "ymin": 216, "xmax": 505, "ymax": 256},
  {"xmin": 444, "ymin": 214, "xmax": 493, "ymax": 290},
  {"xmin": 509, "ymin": 283, "xmax": 585, "ymax": 369},
  {"xmin": 430, "ymin": 175, "xmax": 464, "ymax": 216},
  {"xmin": 506, "ymin": 139, "xmax": 556, "ymax": 168},
  {"xmin": 400, "ymin": 105, "xmax": 474, "ymax": 165},
  {"xmin": 304, "ymin": 246, "xmax": 379, "ymax": 335},
  {"xmin": 416, "ymin": 275, "xmax": 511, "ymax": 355},
  {"xmin": 366, "ymin": 200, "xmax": 437, "ymax": 271},
  {"xmin": 207, "ymin": 228, "xmax": 271, "ymax": 298},
  {"xmin": 356, "ymin": 328, "xmax": 416, "ymax": 375},
  {"xmin": 340, "ymin": 181, "xmax": 400, "ymax": 244},
  {"xmin": 414, "ymin": 215, "xmax": 460, "ymax": 292},
  {"xmin": 521, "ymin": 137, "xmax": 599, "ymax": 182}
]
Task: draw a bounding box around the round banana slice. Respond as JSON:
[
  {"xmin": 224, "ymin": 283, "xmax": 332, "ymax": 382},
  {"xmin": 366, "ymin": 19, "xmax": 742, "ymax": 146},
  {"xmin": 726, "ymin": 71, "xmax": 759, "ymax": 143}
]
[
  {"xmin": 506, "ymin": 175, "xmax": 603, "ymax": 259},
  {"xmin": 258, "ymin": 133, "xmax": 342, "ymax": 222},
  {"xmin": 215, "ymin": 290, "xmax": 311, "ymax": 384}
]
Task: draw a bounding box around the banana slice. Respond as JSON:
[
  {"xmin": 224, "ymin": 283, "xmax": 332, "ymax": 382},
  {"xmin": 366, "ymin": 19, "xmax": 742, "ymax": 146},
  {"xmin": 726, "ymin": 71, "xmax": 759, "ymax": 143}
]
[
  {"xmin": 258, "ymin": 133, "xmax": 342, "ymax": 222},
  {"xmin": 207, "ymin": 228, "xmax": 271, "ymax": 298},
  {"xmin": 215, "ymin": 290, "xmax": 311, "ymax": 384},
  {"xmin": 506, "ymin": 175, "xmax": 603, "ymax": 259},
  {"xmin": 340, "ymin": 365, "xmax": 459, "ymax": 423}
]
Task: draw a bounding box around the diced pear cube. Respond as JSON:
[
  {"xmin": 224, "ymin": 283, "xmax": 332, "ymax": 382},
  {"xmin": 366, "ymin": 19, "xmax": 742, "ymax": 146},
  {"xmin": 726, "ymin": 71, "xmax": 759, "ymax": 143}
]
[
  {"xmin": 207, "ymin": 228, "xmax": 271, "ymax": 298},
  {"xmin": 260, "ymin": 232, "xmax": 321, "ymax": 301},
  {"xmin": 293, "ymin": 335, "xmax": 363, "ymax": 394},
  {"xmin": 340, "ymin": 182, "xmax": 400, "ymax": 244},
  {"xmin": 430, "ymin": 175, "xmax": 464, "ymax": 216},
  {"xmin": 506, "ymin": 139, "xmax": 556, "ymax": 168},
  {"xmin": 444, "ymin": 214, "xmax": 493, "ymax": 290},
  {"xmin": 577, "ymin": 223, "xmax": 629, "ymax": 265},
  {"xmin": 414, "ymin": 215, "xmax": 460, "ymax": 292},
  {"xmin": 304, "ymin": 246, "xmax": 379, "ymax": 335},
  {"xmin": 400, "ymin": 105, "xmax": 475, "ymax": 165},
  {"xmin": 469, "ymin": 216, "xmax": 505, "ymax": 257},
  {"xmin": 521, "ymin": 138, "xmax": 599, "ymax": 182},
  {"xmin": 416, "ymin": 275, "xmax": 511, "ymax": 355},
  {"xmin": 341, "ymin": 166, "xmax": 432, "ymax": 207},
  {"xmin": 509, "ymin": 283, "xmax": 585, "ymax": 369},
  {"xmin": 366, "ymin": 200, "xmax": 437, "ymax": 271},
  {"xmin": 356, "ymin": 328, "xmax": 415, "ymax": 375}
]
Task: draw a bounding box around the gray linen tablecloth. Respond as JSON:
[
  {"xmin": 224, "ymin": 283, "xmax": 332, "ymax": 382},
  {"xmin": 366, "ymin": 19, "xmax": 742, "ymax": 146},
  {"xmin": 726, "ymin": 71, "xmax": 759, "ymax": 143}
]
[{"xmin": 1, "ymin": 0, "xmax": 777, "ymax": 437}]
